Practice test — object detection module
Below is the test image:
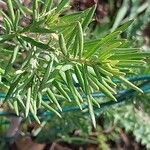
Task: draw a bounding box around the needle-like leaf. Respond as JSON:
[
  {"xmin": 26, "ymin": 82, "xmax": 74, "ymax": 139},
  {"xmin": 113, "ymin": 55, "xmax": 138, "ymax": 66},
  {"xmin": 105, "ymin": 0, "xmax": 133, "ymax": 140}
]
[{"xmin": 25, "ymin": 87, "xmax": 31, "ymax": 118}]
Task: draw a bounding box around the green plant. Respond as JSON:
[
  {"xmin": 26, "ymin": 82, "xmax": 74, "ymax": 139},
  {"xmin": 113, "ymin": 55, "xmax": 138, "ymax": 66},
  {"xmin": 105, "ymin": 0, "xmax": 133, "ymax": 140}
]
[
  {"xmin": 92, "ymin": 1, "xmax": 150, "ymax": 148},
  {"xmin": 110, "ymin": 94, "xmax": 150, "ymax": 149},
  {"xmin": 0, "ymin": 0, "xmax": 150, "ymax": 128},
  {"xmin": 91, "ymin": 0, "xmax": 150, "ymax": 44}
]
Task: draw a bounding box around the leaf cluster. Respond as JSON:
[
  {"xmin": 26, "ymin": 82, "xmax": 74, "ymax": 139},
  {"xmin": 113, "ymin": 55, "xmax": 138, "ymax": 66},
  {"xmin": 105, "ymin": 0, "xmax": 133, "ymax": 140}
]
[
  {"xmin": 0, "ymin": 0, "xmax": 150, "ymax": 127},
  {"xmin": 113, "ymin": 101, "xmax": 150, "ymax": 149}
]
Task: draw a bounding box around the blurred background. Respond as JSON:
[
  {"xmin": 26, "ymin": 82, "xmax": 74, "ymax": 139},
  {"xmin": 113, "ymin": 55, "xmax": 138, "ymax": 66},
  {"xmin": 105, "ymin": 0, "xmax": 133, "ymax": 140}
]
[{"xmin": 0, "ymin": 0, "xmax": 150, "ymax": 149}]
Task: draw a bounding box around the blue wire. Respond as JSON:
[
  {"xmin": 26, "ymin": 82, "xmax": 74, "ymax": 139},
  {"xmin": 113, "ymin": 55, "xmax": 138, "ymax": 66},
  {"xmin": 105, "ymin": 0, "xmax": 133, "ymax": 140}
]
[
  {"xmin": 0, "ymin": 75, "xmax": 150, "ymax": 118},
  {"xmin": 114, "ymin": 74, "xmax": 150, "ymax": 83},
  {"xmin": 74, "ymin": 75, "xmax": 150, "ymax": 87},
  {"xmin": 0, "ymin": 75, "xmax": 150, "ymax": 99},
  {"xmin": 0, "ymin": 86, "xmax": 150, "ymax": 118},
  {"xmin": 0, "ymin": 93, "xmax": 5, "ymax": 98}
]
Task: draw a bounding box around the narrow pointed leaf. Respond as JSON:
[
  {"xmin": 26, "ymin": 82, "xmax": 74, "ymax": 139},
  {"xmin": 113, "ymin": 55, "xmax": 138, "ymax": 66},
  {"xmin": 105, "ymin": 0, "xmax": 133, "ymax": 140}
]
[
  {"xmin": 111, "ymin": 0, "xmax": 129, "ymax": 32},
  {"xmin": 117, "ymin": 76, "xmax": 143, "ymax": 93},
  {"xmin": 91, "ymin": 76, "xmax": 117, "ymax": 101},
  {"xmin": 110, "ymin": 52, "xmax": 150, "ymax": 60},
  {"xmin": 74, "ymin": 88, "xmax": 84, "ymax": 103},
  {"xmin": 84, "ymin": 31, "xmax": 121, "ymax": 58},
  {"xmin": 25, "ymin": 87, "xmax": 31, "ymax": 117},
  {"xmin": 6, "ymin": 0, "xmax": 15, "ymax": 22},
  {"xmin": 41, "ymin": 101, "xmax": 62, "ymax": 118},
  {"xmin": 66, "ymin": 26, "xmax": 76, "ymax": 49},
  {"xmin": 88, "ymin": 77, "xmax": 99, "ymax": 90},
  {"xmin": 82, "ymin": 5, "xmax": 96, "ymax": 31},
  {"xmin": 4, "ymin": 18, "xmax": 11, "ymax": 33},
  {"xmin": 4, "ymin": 73, "xmax": 23, "ymax": 102},
  {"xmin": 40, "ymin": 58, "xmax": 54, "ymax": 89},
  {"xmin": 33, "ymin": 0, "xmax": 39, "ymax": 19},
  {"xmin": 101, "ymin": 78, "xmax": 117, "ymax": 94},
  {"xmin": 55, "ymin": 0, "xmax": 69, "ymax": 13},
  {"xmin": 87, "ymin": 96, "xmax": 96, "ymax": 128},
  {"xmin": 98, "ymin": 67, "xmax": 113, "ymax": 77},
  {"xmin": 65, "ymin": 70, "xmax": 82, "ymax": 109},
  {"xmin": 0, "ymin": 34, "xmax": 15, "ymax": 43},
  {"xmin": 90, "ymin": 95, "xmax": 100, "ymax": 108},
  {"xmin": 82, "ymin": 65, "xmax": 89, "ymax": 95},
  {"xmin": 114, "ymin": 20, "xmax": 134, "ymax": 33},
  {"xmin": 59, "ymin": 34, "xmax": 68, "ymax": 56},
  {"xmin": 42, "ymin": 0, "xmax": 53, "ymax": 13},
  {"xmin": 13, "ymin": 99, "xmax": 19, "ymax": 116},
  {"xmin": 77, "ymin": 22, "xmax": 84, "ymax": 58},
  {"xmin": 47, "ymin": 88, "xmax": 62, "ymax": 112},
  {"xmin": 99, "ymin": 42, "xmax": 122, "ymax": 60},
  {"xmin": 37, "ymin": 92, "xmax": 42, "ymax": 108},
  {"xmin": 13, "ymin": 0, "xmax": 26, "ymax": 16},
  {"xmin": 29, "ymin": 104, "xmax": 40, "ymax": 124},
  {"xmin": 103, "ymin": 77, "xmax": 117, "ymax": 87},
  {"xmin": 11, "ymin": 45, "xmax": 20, "ymax": 63},
  {"xmin": 4, "ymin": 45, "xmax": 20, "ymax": 75},
  {"xmin": 14, "ymin": 10, "xmax": 20, "ymax": 30},
  {"xmin": 53, "ymin": 81, "xmax": 71, "ymax": 102},
  {"xmin": 20, "ymin": 36, "xmax": 50, "ymax": 50},
  {"xmin": 74, "ymin": 65, "xmax": 85, "ymax": 92},
  {"xmin": 72, "ymin": 35, "xmax": 79, "ymax": 57}
]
